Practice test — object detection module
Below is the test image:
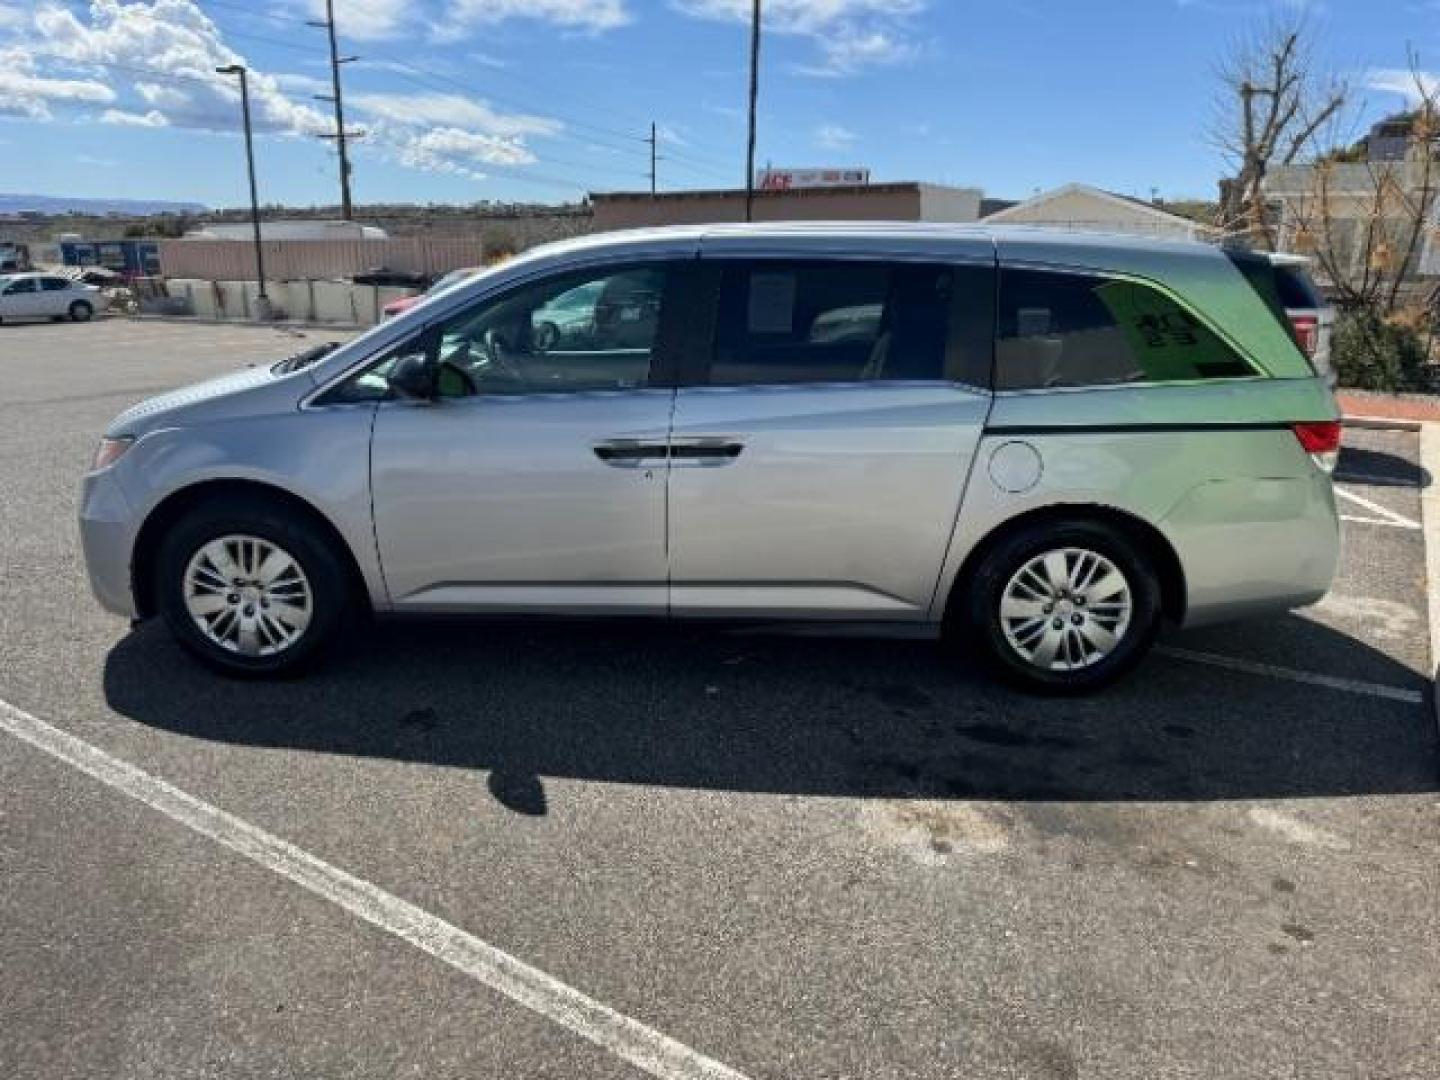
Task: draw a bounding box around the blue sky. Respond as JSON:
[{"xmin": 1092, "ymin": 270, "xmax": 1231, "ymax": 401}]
[{"xmin": 0, "ymin": 0, "xmax": 1429, "ymax": 210}]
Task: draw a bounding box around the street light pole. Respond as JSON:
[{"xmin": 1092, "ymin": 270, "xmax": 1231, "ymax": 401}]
[
  {"xmin": 215, "ymin": 64, "xmax": 268, "ymax": 312},
  {"xmin": 744, "ymin": 0, "xmax": 762, "ymax": 222}
]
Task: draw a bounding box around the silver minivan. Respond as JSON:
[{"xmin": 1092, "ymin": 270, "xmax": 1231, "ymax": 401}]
[{"xmin": 79, "ymin": 225, "xmax": 1341, "ymax": 691}]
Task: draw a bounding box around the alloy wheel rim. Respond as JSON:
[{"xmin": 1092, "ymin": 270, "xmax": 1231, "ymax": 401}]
[
  {"xmin": 183, "ymin": 534, "xmax": 312, "ymax": 657},
  {"xmin": 999, "ymin": 547, "xmax": 1132, "ymax": 672}
]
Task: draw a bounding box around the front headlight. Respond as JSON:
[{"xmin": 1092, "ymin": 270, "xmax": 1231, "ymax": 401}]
[{"xmin": 91, "ymin": 435, "xmax": 134, "ymax": 471}]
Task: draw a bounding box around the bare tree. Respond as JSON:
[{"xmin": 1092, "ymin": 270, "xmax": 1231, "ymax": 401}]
[
  {"xmin": 1285, "ymin": 50, "xmax": 1439, "ymax": 314},
  {"xmin": 1213, "ymin": 16, "xmax": 1347, "ymax": 248}
]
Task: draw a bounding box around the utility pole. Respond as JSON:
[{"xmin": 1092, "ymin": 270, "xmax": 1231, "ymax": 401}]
[
  {"xmin": 308, "ymin": 0, "xmax": 360, "ymax": 219},
  {"xmin": 214, "ymin": 64, "xmax": 268, "ymax": 317},
  {"xmin": 744, "ymin": 0, "xmax": 762, "ymax": 222},
  {"xmin": 647, "ymin": 122, "xmax": 658, "ymax": 196}
]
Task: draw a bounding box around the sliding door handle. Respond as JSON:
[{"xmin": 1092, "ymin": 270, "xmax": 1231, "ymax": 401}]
[
  {"xmin": 592, "ymin": 439, "xmax": 668, "ymax": 468},
  {"xmin": 670, "ymin": 437, "xmax": 744, "ymax": 467}
]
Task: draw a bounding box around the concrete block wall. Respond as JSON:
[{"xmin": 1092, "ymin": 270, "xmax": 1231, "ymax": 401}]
[{"xmin": 164, "ymin": 278, "xmax": 419, "ymax": 326}]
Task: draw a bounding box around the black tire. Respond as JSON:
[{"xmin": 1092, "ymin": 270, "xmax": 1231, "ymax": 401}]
[
  {"xmin": 960, "ymin": 519, "xmax": 1161, "ymax": 694},
  {"xmin": 69, "ymin": 300, "xmax": 93, "ymax": 322},
  {"xmin": 155, "ymin": 495, "xmax": 352, "ymax": 677}
]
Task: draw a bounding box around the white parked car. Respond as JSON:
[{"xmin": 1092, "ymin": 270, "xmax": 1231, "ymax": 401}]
[{"xmin": 0, "ymin": 272, "xmax": 110, "ymax": 323}]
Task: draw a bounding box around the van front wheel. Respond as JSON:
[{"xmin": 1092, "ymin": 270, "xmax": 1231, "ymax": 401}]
[
  {"xmin": 156, "ymin": 497, "xmax": 350, "ymax": 677},
  {"xmin": 964, "ymin": 521, "xmax": 1160, "ymax": 693}
]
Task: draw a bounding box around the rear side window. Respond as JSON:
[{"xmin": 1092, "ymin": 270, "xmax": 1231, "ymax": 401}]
[
  {"xmin": 707, "ymin": 260, "xmax": 993, "ymax": 386},
  {"xmin": 1271, "ymin": 264, "xmax": 1323, "ymax": 309},
  {"xmin": 995, "ymin": 268, "xmax": 1255, "ymax": 390},
  {"xmin": 41, "ymin": 277, "xmax": 71, "ymax": 291}
]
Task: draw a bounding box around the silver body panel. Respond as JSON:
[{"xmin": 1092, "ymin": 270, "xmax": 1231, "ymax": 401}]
[
  {"xmin": 79, "ymin": 223, "xmax": 1340, "ymax": 636},
  {"xmin": 371, "ymin": 390, "xmax": 673, "ymax": 614},
  {"xmin": 668, "ymin": 382, "xmax": 989, "ymax": 619}
]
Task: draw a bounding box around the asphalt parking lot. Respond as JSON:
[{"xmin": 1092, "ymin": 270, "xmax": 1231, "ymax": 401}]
[{"xmin": 1, "ymin": 318, "xmax": 1436, "ymax": 1079}]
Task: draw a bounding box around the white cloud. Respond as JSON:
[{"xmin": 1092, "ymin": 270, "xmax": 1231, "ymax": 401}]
[
  {"xmin": 795, "ymin": 25, "xmax": 915, "ymax": 77},
  {"xmin": 0, "ymin": 50, "xmax": 115, "ymax": 119},
  {"xmin": 307, "ymin": 0, "xmax": 406, "ymax": 41},
  {"xmin": 26, "ymin": 0, "xmax": 330, "ymax": 135},
  {"xmin": 350, "ymin": 91, "xmax": 562, "ymax": 138},
  {"xmin": 675, "ymin": 0, "xmax": 924, "ymax": 75},
  {"xmin": 814, "ymin": 121, "xmax": 856, "ymax": 149},
  {"xmin": 0, "ymin": 2, "xmax": 27, "ymax": 31},
  {"xmin": 76, "ymin": 152, "xmax": 117, "ymax": 165},
  {"xmin": 274, "ymin": 71, "xmax": 330, "ymax": 95},
  {"xmin": 394, "ymin": 125, "xmax": 538, "ymax": 179},
  {"xmin": 0, "ymin": 0, "xmax": 588, "ymax": 185},
  {"xmin": 101, "ymin": 107, "xmax": 169, "ymax": 127},
  {"xmin": 1368, "ymin": 67, "xmax": 1440, "ymax": 103},
  {"xmin": 449, "ymin": 0, "xmax": 630, "ymax": 31}
]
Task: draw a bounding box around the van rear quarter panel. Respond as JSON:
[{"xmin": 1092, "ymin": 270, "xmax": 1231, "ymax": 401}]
[{"xmin": 928, "ymin": 379, "xmax": 1341, "ymax": 626}]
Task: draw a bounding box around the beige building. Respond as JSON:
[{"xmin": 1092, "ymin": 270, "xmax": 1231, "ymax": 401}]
[
  {"xmin": 1263, "ymin": 159, "xmax": 1438, "ymax": 284},
  {"xmin": 983, "ymin": 183, "xmax": 1216, "ymax": 241},
  {"xmin": 589, "ymin": 182, "xmax": 983, "ymax": 231}
]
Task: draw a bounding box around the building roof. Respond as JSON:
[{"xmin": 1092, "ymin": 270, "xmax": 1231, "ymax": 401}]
[
  {"xmin": 982, "ymin": 182, "xmax": 1208, "ymax": 231},
  {"xmin": 590, "ymin": 182, "xmax": 980, "ymax": 203}
]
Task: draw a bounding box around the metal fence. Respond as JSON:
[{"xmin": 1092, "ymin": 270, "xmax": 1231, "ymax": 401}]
[{"xmin": 157, "ymin": 237, "xmax": 487, "ymax": 281}]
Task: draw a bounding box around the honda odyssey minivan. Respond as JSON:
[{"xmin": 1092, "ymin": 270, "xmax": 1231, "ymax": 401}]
[{"xmin": 79, "ymin": 224, "xmax": 1341, "ymax": 691}]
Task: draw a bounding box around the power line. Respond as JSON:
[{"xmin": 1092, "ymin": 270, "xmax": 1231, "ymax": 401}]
[{"xmin": 204, "ymin": 4, "xmax": 738, "ymax": 180}]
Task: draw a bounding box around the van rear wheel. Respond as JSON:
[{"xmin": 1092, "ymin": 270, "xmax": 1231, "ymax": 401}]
[
  {"xmin": 964, "ymin": 520, "xmax": 1160, "ymax": 693},
  {"xmin": 69, "ymin": 300, "xmax": 93, "ymax": 322}
]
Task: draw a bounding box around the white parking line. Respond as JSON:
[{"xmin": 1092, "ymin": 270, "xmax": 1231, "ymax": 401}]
[
  {"xmin": 0, "ymin": 697, "xmax": 751, "ymax": 1080},
  {"xmin": 1335, "ymin": 487, "xmax": 1423, "ymax": 530},
  {"xmin": 1340, "ymin": 514, "xmax": 1423, "ymax": 530},
  {"xmin": 1156, "ymin": 646, "xmax": 1425, "ymax": 705}
]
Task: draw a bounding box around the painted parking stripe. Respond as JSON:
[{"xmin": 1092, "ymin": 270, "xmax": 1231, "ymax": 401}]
[
  {"xmin": 1335, "ymin": 487, "xmax": 1423, "ymax": 529},
  {"xmin": 1340, "ymin": 514, "xmax": 1423, "ymax": 531},
  {"xmin": 0, "ymin": 697, "xmax": 751, "ymax": 1080},
  {"xmin": 1156, "ymin": 646, "xmax": 1425, "ymax": 705}
]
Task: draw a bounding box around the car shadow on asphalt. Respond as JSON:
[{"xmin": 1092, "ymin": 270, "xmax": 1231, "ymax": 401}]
[
  {"xmin": 1336, "ymin": 444, "xmax": 1431, "ymax": 487},
  {"xmin": 102, "ymin": 613, "xmax": 1438, "ymax": 814}
]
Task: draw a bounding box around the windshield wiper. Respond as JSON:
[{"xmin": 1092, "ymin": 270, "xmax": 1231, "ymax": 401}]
[{"xmin": 271, "ymin": 341, "xmax": 341, "ymax": 375}]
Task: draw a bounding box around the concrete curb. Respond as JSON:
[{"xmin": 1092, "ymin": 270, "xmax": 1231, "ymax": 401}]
[
  {"xmin": 1421, "ymin": 423, "xmax": 1440, "ymax": 737},
  {"xmin": 1342, "ymin": 415, "xmax": 1425, "ymax": 432}
]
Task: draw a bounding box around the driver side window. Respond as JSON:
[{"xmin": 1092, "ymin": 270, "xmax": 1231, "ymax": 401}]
[{"xmin": 435, "ymin": 264, "xmax": 670, "ymax": 397}]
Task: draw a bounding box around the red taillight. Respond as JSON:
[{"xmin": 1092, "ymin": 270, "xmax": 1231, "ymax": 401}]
[
  {"xmin": 1290, "ymin": 314, "xmax": 1319, "ymax": 357},
  {"xmin": 1292, "ymin": 420, "xmax": 1341, "ymax": 455},
  {"xmin": 1293, "ymin": 420, "xmax": 1341, "ymax": 472}
]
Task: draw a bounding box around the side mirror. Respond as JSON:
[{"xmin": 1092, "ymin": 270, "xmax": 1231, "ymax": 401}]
[{"xmin": 386, "ymin": 351, "xmax": 436, "ymax": 401}]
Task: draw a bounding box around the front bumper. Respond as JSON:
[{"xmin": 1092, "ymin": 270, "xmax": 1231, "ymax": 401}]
[{"xmin": 78, "ymin": 469, "xmax": 138, "ymax": 618}]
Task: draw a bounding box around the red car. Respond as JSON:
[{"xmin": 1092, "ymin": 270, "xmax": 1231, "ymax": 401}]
[{"xmin": 382, "ymin": 267, "xmax": 481, "ymax": 320}]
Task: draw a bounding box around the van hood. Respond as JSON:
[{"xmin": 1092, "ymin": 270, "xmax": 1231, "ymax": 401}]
[{"xmin": 105, "ymin": 363, "xmax": 307, "ymax": 437}]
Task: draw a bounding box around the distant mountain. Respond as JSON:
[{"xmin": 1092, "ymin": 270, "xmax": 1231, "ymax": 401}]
[{"xmin": 0, "ymin": 194, "xmax": 207, "ymax": 216}]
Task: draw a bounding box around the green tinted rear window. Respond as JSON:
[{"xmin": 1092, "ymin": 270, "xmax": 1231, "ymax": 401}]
[{"xmin": 995, "ymin": 268, "xmax": 1256, "ymax": 389}]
